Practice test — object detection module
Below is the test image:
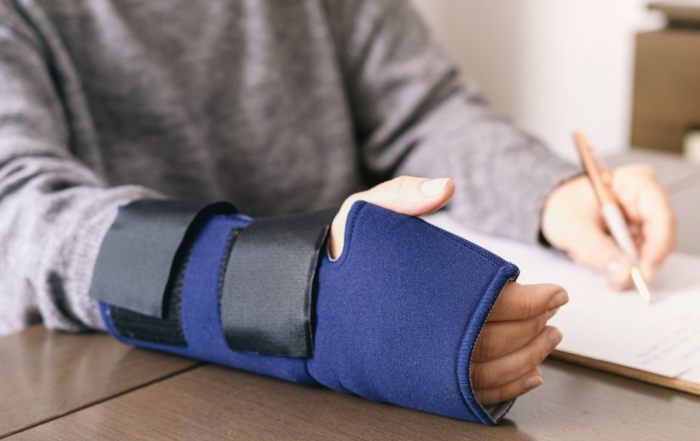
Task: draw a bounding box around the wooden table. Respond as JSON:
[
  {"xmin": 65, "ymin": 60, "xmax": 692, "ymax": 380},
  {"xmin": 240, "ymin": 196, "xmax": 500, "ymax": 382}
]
[{"xmin": 2, "ymin": 150, "xmax": 700, "ymax": 441}]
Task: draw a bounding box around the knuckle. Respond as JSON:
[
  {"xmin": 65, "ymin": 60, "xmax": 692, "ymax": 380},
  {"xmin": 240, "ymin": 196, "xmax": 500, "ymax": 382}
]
[
  {"xmin": 476, "ymin": 329, "xmax": 500, "ymax": 361},
  {"xmin": 531, "ymin": 316, "xmax": 545, "ymax": 339},
  {"xmin": 528, "ymin": 351, "xmax": 541, "ymax": 370},
  {"xmin": 528, "ymin": 345, "xmax": 547, "ymax": 369},
  {"xmin": 474, "ymin": 335, "xmax": 488, "ymax": 361},
  {"xmin": 391, "ymin": 176, "xmax": 412, "ymax": 201},
  {"xmin": 471, "ymin": 364, "xmax": 493, "ymax": 389},
  {"xmin": 522, "ymin": 297, "xmax": 537, "ymax": 319},
  {"xmin": 497, "ymin": 386, "xmax": 508, "ymax": 404}
]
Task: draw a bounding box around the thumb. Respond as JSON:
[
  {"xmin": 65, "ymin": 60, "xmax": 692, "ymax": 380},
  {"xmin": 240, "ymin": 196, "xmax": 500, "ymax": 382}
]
[
  {"xmin": 352, "ymin": 176, "xmax": 455, "ymax": 216},
  {"xmin": 329, "ymin": 176, "xmax": 455, "ymax": 259},
  {"xmin": 566, "ymin": 222, "xmax": 633, "ymax": 290}
]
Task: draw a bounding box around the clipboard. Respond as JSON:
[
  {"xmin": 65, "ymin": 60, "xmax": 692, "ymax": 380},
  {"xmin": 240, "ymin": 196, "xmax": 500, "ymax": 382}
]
[{"xmin": 551, "ymin": 350, "xmax": 700, "ymax": 396}]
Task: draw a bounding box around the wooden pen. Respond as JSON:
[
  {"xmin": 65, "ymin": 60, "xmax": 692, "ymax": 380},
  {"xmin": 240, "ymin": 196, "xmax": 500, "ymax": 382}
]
[{"xmin": 573, "ymin": 132, "xmax": 652, "ymax": 302}]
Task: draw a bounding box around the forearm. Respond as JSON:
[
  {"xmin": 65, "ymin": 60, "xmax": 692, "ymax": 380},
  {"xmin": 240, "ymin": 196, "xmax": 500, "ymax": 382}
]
[
  {"xmin": 0, "ymin": 17, "xmax": 164, "ymax": 336},
  {"xmin": 0, "ymin": 152, "xmax": 160, "ymax": 336},
  {"xmin": 395, "ymin": 88, "xmax": 580, "ymax": 242}
]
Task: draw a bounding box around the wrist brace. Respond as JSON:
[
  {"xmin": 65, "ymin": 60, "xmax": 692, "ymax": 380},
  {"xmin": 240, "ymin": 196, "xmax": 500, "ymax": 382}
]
[{"xmin": 90, "ymin": 200, "xmax": 519, "ymax": 424}]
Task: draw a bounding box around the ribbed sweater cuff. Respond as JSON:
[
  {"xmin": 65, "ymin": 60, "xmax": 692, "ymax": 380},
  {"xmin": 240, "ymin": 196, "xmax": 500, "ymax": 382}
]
[{"xmin": 68, "ymin": 187, "xmax": 163, "ymax": 332}]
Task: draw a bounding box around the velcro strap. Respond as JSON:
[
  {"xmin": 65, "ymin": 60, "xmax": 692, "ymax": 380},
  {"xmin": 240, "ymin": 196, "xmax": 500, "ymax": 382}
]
[
  {"xmin": 221, "ymin": 208, "xmax": 338, "ymax": 357},
  {"xmin": 107, "ymin": 232, "xmax": 197, "ymax": 347},
  {"xmin": 89, "ymin": 199, "xmax": 236, "ymax": 318}
]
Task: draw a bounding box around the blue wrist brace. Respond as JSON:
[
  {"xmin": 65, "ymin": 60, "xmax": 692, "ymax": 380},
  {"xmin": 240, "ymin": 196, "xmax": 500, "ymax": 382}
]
[{"xmin": 97, "ymin": 201, "xmax": 519, "ymax": 424}]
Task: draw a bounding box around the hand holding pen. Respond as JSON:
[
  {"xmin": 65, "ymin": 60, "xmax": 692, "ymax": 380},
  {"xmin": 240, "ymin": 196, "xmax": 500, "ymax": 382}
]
[
  {"xmin": 574, "ymin": 133, "xmax": 652, "ymax": 300},
  {"xmin": 540, "ymin": 133, "xmax": 676, "ymax": 296}
]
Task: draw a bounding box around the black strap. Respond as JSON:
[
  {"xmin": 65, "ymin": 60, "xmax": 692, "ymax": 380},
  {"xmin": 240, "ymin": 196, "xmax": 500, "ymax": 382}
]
[
  {"xmin": 108, "ymin": 236, "xmax": 195, "ymax": 347},
  {"xmin": 89, "ymin": 199, "xmax": 236, "ymax": 318},
  {"xmin": 221, "ymin": 208, "xmax": 338, "ymax": 357}
]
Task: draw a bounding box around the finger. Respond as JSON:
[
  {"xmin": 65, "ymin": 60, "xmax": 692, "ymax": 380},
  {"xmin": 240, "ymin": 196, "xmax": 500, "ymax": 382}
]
[
  {"xmin": 473, "ymin": 308, "xmax": 559, "ymax": 362},
  {"xmin": 487, "ymin": 283, "xmax": 567, "ymax": 322},
  {"xmin": 562, "ymin": 216, "xmax": 633, "ymax": 290},
  {"xmin": 605, "ymin": 258, "xmax": 633, "ymax": 291},
  {"xmin": 614, "ymin": 174, "xmax": 676, "ymax": 279},
  {"xmin": 476, "ymin": 368, "xmax": 544, "ymax": 406},
  {"xmin": 471, "ymin": 326, "xmax": 562, "ymax": 390},
  {"xmin": 638, "ymin": 210, "xmax": 676, "ymax": 280},
  {"xmin": 351, "ymin": 175, "xmax": 455, "ymax": 217},
  {"xmin": 329, "ymin": 176, "xmax": 455, "ymax": 259}
]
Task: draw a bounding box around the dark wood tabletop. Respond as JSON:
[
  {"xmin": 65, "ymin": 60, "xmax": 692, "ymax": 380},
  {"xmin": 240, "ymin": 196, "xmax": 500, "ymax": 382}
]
[
  {"xmin": 0, "ymin": 326, "xmax": 198, "ymax": 438},
  {"xmin": 2, "ymin": 151, "xmax": 700, "ymax": 440},
  {"xmin": 7, "ymin": 356, "xmax": 700, "ymax": 441}
]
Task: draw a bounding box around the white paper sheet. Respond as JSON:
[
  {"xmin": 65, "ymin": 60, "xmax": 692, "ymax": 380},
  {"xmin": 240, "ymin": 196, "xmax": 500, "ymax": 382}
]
[{"xmin": 425, "ymin": 212, "xmax": 700, "ymax": 378}]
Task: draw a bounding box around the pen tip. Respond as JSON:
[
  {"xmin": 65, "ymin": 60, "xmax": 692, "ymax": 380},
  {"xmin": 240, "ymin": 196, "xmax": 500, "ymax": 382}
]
[{"xmin": 630, "ymin": 267, "xmax": 652, "ymax": 303}]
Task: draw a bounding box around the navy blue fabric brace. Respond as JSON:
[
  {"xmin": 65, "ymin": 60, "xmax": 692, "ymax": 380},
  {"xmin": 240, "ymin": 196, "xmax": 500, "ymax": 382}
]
[{"xmin": 98, "ymin": 202, "xmax": 520, "ymax": 425}]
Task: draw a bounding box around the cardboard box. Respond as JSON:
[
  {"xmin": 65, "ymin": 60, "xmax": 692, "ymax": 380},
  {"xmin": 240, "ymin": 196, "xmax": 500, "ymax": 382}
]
[{"xmin": 630, "ymin": 3, "xmax": 700, "ymax": 153}]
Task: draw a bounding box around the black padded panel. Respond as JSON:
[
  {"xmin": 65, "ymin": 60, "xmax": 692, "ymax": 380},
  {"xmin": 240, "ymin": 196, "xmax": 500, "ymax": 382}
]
[
  {"xmin": 108, "ymin": 238, "xmax": 195, "ymax": 346},
  {"xmin": 89, "ymin": 199, "xmax": 236, "ymax": 318},
  {"xmin": 221, "ymin": 208, "xmax": 337, "ymax": 358}
]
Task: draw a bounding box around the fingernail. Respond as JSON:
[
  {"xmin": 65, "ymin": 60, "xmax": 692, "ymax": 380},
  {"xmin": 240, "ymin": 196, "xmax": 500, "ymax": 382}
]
[
  {"xmin": 606, "ymin": 258, "xmax": 630, "ymax": 285},
  {"xmin": 547, "ymin": 290, "xmax": 569, "ymax": 311},
  {"xmin": 606, "ymin": 258, "xmax": 622, "ymax": 275},
  {"xmin": 523, "ymin": 375, "xmax": 544, "ymax": 391},
  {"xmin": 547, "ymin": 328, "xmax": 563, "ymax": 351},
  {"xmin": 421, "ymin": 178, "xmax": 449, "ymax": 197}
]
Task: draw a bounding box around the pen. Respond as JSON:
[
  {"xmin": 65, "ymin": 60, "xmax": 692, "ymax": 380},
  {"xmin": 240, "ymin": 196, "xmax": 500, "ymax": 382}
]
[{"xmin": 573, "ymin": 132, "xmax": 652, "ymax": 302}]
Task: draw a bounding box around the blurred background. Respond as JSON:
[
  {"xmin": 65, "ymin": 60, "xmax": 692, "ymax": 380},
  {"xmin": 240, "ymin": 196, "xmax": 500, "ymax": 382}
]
[{"xmin": 410, "ymin": 0, "xmax": 700, "ymax": 163}]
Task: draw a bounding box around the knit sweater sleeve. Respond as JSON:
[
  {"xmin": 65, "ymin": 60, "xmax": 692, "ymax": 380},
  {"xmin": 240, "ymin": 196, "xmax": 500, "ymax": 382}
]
[
  {"xmin": 0, "ymin": 9, "xmax": 160, "ymax": 336},
  {"xmin": 324, "ymin": 0, "xmax": 580, "ymax": 242}
]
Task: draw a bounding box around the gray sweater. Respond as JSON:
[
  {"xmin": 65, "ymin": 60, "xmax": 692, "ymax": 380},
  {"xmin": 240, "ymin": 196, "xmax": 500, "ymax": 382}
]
[{"xmin": 0, "ymin": 0, "xmax": 577, "ymax": 337}]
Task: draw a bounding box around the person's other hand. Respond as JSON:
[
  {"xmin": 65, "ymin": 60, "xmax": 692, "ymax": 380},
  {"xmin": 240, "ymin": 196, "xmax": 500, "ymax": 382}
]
[
  {"xmin": 541, "ymin": 164, "xmax": 676, "ymax": 290},
  {"xmin": 329, "ymin": 176, "xmax": 567, "ymax": 405}
]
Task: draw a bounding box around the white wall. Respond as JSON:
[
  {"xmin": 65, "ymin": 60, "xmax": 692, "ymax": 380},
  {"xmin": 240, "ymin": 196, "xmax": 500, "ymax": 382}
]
[{"xmin": 411, "ymin": 0, "xmax": 664, "ymax": 161}]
